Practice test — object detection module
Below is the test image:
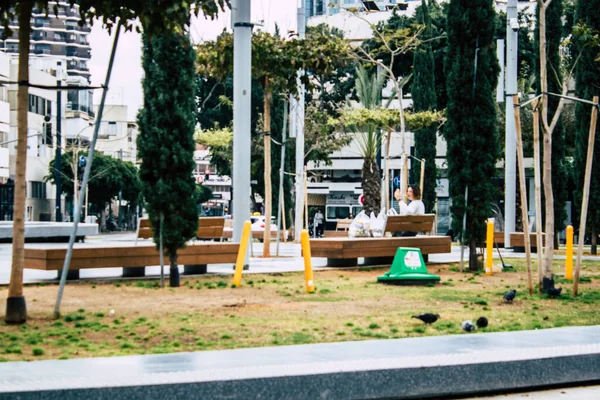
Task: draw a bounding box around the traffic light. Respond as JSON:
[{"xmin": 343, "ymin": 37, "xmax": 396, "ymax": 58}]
[{"xmin": 44, "ymin": 122, "xmax": 52, "ymax": 147}]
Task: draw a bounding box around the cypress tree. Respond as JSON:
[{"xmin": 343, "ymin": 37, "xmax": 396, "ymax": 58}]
[
  {"xmin": 412, "ymin": 0, "xmax": 438, "ymax": 213},
  {"xmin": 137, "ymin": 31, "xmax": 199, "ymax": 287},
  {"xmin": 574, "ymin": 0, "xmax": 600, "ymax": 254},
  {"xmin": 536, "ymin": 0, "xmax": 568, "ymax": 249},
  {"xmin": 444, "ymin": 0, "xmax": 500, "ymax": 271}
]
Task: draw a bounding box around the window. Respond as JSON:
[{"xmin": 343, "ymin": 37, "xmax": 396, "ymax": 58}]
[
  {"xmin": 28, "ymin": 94, "xmax": 49, "ymax": 116},
  {"xmin": 101, "ymin": 121, "xmax": 117, "ymax": 136},
  {"xmin": 326, "ymin": 205, "xmax": 351, "ymax": 221},
  {"xmin": 31, "ymin": 181, "xmax": 46, "ymax": 199},
  {"xmin": 0, "ymin": 131, "xmax": 7, "ymax": 148}
]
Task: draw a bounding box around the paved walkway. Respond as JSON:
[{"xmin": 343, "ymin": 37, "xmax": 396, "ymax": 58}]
[
  {"xmin": 1, "ymin": 325, "xmax": 599, "ymax": 399},
  {"xmin": 0, "ymin": 232, "xmax": 598, "ymax": 285}
]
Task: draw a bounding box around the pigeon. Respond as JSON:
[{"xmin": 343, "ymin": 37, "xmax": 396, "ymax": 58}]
[
  {"xmin": 476, "ymin": 316, "xmax": 488, "ymax": 329},
  {"xmin": 411, "ymin": 313, "xmax": 440, "ymax": 324},
  {"xmin": 546, "ymin": 287, "xmax": 562, "ymax": 298},
  {"xmin": 504, "ymin": 289, "xmax": 517, "ymax": 303},
  {"xmin": 462, "ymin": 320, "xmax": 476, "ymax": 332}
]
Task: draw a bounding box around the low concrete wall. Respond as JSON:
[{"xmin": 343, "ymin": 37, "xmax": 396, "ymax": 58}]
[{"xmin": 0, "ymin": 222, "xmax": 98, "ymax": 241}]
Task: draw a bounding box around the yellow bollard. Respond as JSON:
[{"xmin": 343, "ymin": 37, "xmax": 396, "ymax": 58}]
[
  {"xmin": 566, "ymin": 225, "xmax": 573, "ymax": 280},
  {"xmin": 485, "ymin": 220, "xmax": 494, "ymax": 276},
  {"xmin": 232, "ymin": 221, "xmax": 252, "ymax": 287},
  {"xmin": 300, "ymin": 229, "xmax": 315, "ymax": 293}
]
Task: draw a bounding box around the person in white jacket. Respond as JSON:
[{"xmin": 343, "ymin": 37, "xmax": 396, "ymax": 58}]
[
  {"xmin": 399, "ymin": 185, "xmax": 425, "ymax": 215},
  {"xmin": 395, "ymin": 185, "xmax": 425, "ymax": 237}
]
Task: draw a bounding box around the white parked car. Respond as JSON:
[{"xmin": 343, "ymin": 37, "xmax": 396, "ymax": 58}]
[{"xmin": 250, "ymin": 216, "xmax": 278, "ymax": 233}]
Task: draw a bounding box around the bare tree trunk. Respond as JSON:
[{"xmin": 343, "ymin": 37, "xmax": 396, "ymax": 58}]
[
  {"xmin": 532, "ymin": 100, "xmax": 544, "ymax": 288},
  {"xmin": 514, "ymin": 96, "xmax": 534, "ymax": 295},
  {"xmin": 6, "ymin": 0, "xmax": 33, "ymax": 324},
  {"xmin": 263, "ymin": 81, "xmax": 272, "ymax": 257},
  {"xmin": 538, "ymin": 1, "xmax": 555, "ymax": 280},
  {"xmin": 169, "ymin": 251, "xmax": 180, "ymax": 288},
  {"xmin": 468, "ymin": 238, "xmax": 479, "ymax": 272},
  {"xmin": 592, "ymin": 225, "xmax": 597, "ymax": 256}
]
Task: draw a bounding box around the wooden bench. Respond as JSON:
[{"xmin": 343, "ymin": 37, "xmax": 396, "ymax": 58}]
[
  {"xmin": 510, "ymin": 232, "xmax": 546, "ymax": 252},
  {"xmin": 24, "ymin": 242, "xmax": 240, "ymax": 280},
  {"xmin": 310, "ymin": 236, "xmax": 451, "ymax": 267},
  {"xmin": 222, "ymin": 223, "xmax": 287, "ymax": 241},
  {"xmin": 136, "ymin": 217, "xmax": 225, "ymax": 242},
  {"xmin": 384, "ymin": 214, "xmax": 435, "ymax": 235},
  {"xmin": 484, "ymin": 232, "xmax": 505, "ymax": 248},
  {"xmin": 323, "ymin": 219, "xmax": 352, "ymax": 238},
  {"xmin": 311, "ymin": 214, "xmax": 450, "ymax": 266}
]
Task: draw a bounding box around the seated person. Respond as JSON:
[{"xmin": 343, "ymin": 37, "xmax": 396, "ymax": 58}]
[
  {"xmin": 399, "ymin": 185, "xmax": 425, "ymax": 215},
  {"xmin": 395, "ymin": 185, "xmax": 425, "ymax": 237}
]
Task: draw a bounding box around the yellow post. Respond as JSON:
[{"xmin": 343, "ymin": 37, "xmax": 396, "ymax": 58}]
[
  {"xmin": 300, "ymin": 229, "xmax": 315, "ymax": 293},
  {"xmin": 566, "ymin": 225, "xmax": 573, "ymax": 280},
  {"xmin": 232, "ymin": 221, "xmax": 252, "ymax": 287},
  {"xmin": 485, "ymin": 220, "xmax": 494, "ymax": 276}
]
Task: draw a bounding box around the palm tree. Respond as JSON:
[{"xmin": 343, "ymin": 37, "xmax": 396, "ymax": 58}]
[{"xmin": 353, "ymin": 66, "xmax": 385, "ymax": 214}]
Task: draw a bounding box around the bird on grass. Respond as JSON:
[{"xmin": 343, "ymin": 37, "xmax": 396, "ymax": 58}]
[
  {"xmin": 462, "ymin": 320, "xmax": 476, "ymax": 332},
  {"xmin": 546, "ymin": 287, "xmax": 562, "ymax": 298},
  {"xmin": 504, "ymin": 289, "xmax": 517, "ymax": 303},
  {"xmin": 476, "ymin": 317, "xmax": 488, "ymax": 329},
  {"xmin": 412, "ymin": 313, "xmax": 440, "ymax": 324}
]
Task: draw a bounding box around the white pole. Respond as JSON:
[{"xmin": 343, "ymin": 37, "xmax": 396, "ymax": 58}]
[
  {"xmin": 504, "ymin": 0, "xmax": 518, "ymax": 247},
  {"xmin": 294, "ymin": 0, "xmax": 306, "ymax": 243},
  {"xmin": 232, "ymin": 0, "xmax": 252, "ymax": 266},
  {"xmin": 276, "ymin": 100, "xmax": 288, "ymax": 256}
]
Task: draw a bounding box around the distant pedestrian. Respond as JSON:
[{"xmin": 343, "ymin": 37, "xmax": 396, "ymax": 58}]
[{"xmin": 314, "ymin": 209, "xmax": 324, "ymax": 238}]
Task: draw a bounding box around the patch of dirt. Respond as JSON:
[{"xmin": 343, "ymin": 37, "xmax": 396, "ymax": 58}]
[{"xmin": 1, "ymin": 260, "xmax": 599, "ymax": 362}]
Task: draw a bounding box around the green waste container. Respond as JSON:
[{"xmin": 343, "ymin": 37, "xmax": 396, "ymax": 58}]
[{"xmin": 377, "ymin": 247, "xmax": 440, "ymax": 285}]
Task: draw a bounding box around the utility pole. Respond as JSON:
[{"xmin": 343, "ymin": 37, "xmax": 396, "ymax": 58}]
[
  {"xmin": 294, "ymin": 0, "xmax": 306, "ymax": 242},
  {"xmin": 504, "ymin": 0, "xmax": 518, "ymax": 247},
  {"xmin": 232, "ymin": 0, "xmax": 252, "ymax": 266},
  {"xmin": 55, "ymin": 63, "xmax": 63, "ymax": 222}
]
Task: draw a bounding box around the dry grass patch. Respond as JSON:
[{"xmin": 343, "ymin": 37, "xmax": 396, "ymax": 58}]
[{"xmin": 0, "ymin": 258, "xmax": 599, "ymax": 362}]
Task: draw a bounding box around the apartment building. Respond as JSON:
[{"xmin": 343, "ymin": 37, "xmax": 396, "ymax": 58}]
[{"xmin": 0, "ymin": 1, "xmax": 92, "ymax": 82}]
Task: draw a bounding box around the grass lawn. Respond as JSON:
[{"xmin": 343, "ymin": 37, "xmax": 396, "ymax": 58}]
[{"xmin": 1, "ymin": 257, "xmax": 599, "ymax": 362}]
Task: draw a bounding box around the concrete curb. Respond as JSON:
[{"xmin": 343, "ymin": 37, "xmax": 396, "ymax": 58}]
[{"xmin": 1, "ymin": 326, "xmax": 599, "ymax": 399}]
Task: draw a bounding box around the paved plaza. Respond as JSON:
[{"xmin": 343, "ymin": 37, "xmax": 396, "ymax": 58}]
[{"xmin": 0, "ymin": 232, "xmax": 593, "ymax": 285}]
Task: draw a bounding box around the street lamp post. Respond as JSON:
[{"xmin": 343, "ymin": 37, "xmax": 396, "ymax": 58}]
[
  {"xmin": 55, "ymin": 77, "xmax": 63, "ymax": 222},
  {"xmin": 504, "ymin": 0, "xmax": 518, "ymax": 247}
]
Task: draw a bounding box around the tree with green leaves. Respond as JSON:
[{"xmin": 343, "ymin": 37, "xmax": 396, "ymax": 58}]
[
  {"xmin": 336, "ymin": 76, "xmax": 443, "ymax": 216},
  {"xmin": 574, "ymin": 1, "xmax": 600, "ymax": 255},
  {"xmin": 1, "ymin": 0, "xmax": 227, "ymax": 323},
  {"xmin": 444, "ymin": 0, "xmax": 500, "ymax": 271},
  {"xmin": 137, "ymin": 30, "xmax": 199, "ymax": 288},
  {"xmin": 352, "ymin": 67, "xmax": 384, "ymax": 215},
  {"xmin": 412, "ymin": 0, "xmax": 438, "ymax": 213},
  {"xmin": 45, "ymin": 150, "xmax": 141, "ymax": 230},
  {"xmin": 197, "ymin": 27, "xmax": 349, "ymax": 256}
]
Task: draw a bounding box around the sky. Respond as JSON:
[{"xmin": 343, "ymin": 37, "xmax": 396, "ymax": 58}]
[{"xmin": 88, "ymin": 1, "xmax": 298, "ymax": 120}]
